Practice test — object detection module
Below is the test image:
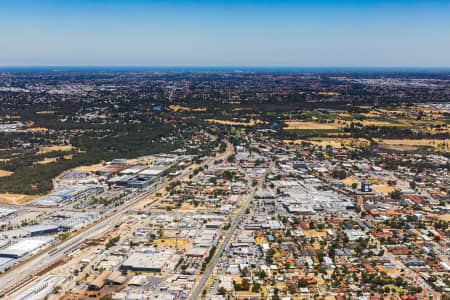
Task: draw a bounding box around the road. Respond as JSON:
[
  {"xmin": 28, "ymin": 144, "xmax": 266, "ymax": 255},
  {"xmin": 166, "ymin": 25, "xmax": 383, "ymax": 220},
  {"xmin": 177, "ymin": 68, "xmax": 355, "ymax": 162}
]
[
  {"xmin": 0, "ymin": 140, "xmax": 234, "ymax": 297},
  {"xmin": 189, "ymin": 161, "xmax": 271, "ymax": 300}
]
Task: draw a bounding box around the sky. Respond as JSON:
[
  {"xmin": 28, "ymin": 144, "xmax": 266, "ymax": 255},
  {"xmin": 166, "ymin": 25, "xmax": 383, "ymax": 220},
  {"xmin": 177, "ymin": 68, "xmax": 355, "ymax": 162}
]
[{"xmin": 0, "ymin": 0, "xmax": 449, "ymax": 67}]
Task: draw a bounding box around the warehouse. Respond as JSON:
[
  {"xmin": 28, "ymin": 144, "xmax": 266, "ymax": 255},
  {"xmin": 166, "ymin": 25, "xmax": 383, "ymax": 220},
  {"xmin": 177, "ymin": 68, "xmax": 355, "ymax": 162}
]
[
  {"xmin": 185, "ymin": 247, "xmax": 208, "ymax": 258},
  {"xmin": 109, "ymin": 174, "xmax": 135, "ymax": 187},
  {"xmin": 122, "ymin": 252, "xmax": 173, "ymax": 272},
  {"xmin": 139, "ymin": 166, "xmax": 169, "ymax": 176},
  {"xmin": 21, "ymin": 224, "xmax": 61, "ymax": 236},
  {"xmin": 96, "ymin": 163, "xmax": 129, "ymax": 174},
  {"xmin": 30, "ymin": 185, "xmax": 104, "ymax": 207},
  {"xmin": 120, "ymin": 165, "xmax": 148, "ymax": 175},
  {"xmin": 0, "ymin": 229, "xmax": 31, "ymax": 239},
  {"xmin": 0, "ymin": 207, "xmax": 17, "ymax": 219},
  {"xmin": 0, "ymin": 237, "xmax": 54, "ymax": 258}
]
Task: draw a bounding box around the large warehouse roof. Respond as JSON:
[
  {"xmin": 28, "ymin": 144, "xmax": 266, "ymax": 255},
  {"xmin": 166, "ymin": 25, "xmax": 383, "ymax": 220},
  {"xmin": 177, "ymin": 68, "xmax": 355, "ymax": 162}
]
[{"xmin": 0, "ymin": 236, "xmax": 54, "ymax": 258}]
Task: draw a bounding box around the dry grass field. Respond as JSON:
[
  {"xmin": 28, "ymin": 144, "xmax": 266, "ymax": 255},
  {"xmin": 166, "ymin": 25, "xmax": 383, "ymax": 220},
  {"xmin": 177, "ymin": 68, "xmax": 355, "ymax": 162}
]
[
  {"xmin": 169, "ymin": 105, "xmax": 206, "ymax": 112},
  {"xmin": 0, "ymin": 193, "xmax": 40, "ymax": 205},
  {"xmin": 255, "ymin": 237, "xmax": 267, "ymax": 244},
  {"xmin": 38, "ymin": 145, "xmax": 74, "ymax": 154},
  {"xmin": 342, "ymin": 177, "xmax": 360, "ymax": 188},
  {"xmin": 372, "ymin": 185, "xmax": 395, "ymax": 194},
  {"xmin": 284, "ymin": 121, "xmax": 340, "ymax": 130},
  {"xmin": 303, "ymin": 231, "xmax": 327, "ymax": 237},
  {"xmin": 35, "ymin": 157, "xmax": 58, "ymax": 164},
  {"xmin": 315, "ymin": 91, "xmax": 341, "ymax": 96},
  {"xmin": 75, "ymin": 162, "xmax": 105, "ymax": 172},
  {"xmin": 284, "ymin": 138, "xmax": 370, "ymax": 150},
  {"xmin": 0, "ymin": 170, "xmax": 13, "ymax": 177},
  {"xmin": 35, "ymin": 111, "xmax": 55, "ymax": 114},
  {"xmin": 24, "ymin": 127, "xmax": 48, "ymax": 132},
  {"xmin": 374, "ymin": 138, "xmax": 450, "ymax": 151},
  {"xmin": 206, "ymin": 119, "xmax": 265, "ymax": 126}
]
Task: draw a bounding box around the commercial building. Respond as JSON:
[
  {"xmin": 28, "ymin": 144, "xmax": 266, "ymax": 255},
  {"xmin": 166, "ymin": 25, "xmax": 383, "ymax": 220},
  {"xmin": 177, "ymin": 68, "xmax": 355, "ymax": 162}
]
[{"xmin": 126, "ymin": 175, "xmax": 158, "ymax": 189}]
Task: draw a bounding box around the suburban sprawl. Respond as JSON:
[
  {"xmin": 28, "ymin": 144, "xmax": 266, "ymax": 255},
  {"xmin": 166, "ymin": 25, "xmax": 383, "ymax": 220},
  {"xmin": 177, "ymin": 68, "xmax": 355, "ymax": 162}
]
[{"xmin": 0, "ymin": 69, "xmax": 448, "ymax": 300}]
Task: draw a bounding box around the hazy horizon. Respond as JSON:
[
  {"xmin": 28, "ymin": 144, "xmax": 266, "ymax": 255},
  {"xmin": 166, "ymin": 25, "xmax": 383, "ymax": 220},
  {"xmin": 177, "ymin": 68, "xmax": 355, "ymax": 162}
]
[{"xmin": 1, "ymin": 0, "xmax": 449, "ymax": 67}]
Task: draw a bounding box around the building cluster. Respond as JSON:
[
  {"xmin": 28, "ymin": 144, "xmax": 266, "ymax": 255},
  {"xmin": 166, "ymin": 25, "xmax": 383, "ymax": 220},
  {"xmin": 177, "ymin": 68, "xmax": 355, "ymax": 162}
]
[{"xmin": 1, "ymin": 134, "xmax": 448, "ymax": 300}]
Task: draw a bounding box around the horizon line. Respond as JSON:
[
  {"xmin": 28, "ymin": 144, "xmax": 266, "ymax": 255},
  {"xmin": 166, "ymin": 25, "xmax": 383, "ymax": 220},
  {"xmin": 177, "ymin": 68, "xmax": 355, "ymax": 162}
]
[{"xmin": 1, "ymin": 65, "xmax": 450, "ymax": 71}]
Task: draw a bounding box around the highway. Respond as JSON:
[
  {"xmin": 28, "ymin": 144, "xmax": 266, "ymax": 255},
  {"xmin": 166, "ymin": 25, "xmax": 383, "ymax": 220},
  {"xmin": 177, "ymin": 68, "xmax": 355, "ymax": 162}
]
[{"xmin": 0, "ymin": 139, "xmax": 234, "ymax": 298}]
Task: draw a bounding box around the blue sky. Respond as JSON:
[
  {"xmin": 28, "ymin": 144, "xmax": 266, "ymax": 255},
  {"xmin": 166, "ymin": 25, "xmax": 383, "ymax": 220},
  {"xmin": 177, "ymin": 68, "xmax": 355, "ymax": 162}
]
[{"xmin": 0, "ymin": 0, "xmax": 449, "ymax": 67}]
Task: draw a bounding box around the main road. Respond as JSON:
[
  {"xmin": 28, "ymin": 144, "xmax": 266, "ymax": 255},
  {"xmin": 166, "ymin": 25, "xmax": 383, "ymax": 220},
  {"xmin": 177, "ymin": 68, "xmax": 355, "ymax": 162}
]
[
  {"xmin": 0, "ymin": 139, "xmax": 233, "ymax": 297},
  {"xmin": 189, "ymin": 161, "xmax": 272, "ymax": 300}
]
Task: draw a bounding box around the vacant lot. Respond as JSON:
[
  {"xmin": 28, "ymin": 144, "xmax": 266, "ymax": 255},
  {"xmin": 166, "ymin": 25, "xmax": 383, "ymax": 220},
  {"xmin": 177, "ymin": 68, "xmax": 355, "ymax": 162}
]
[
  {"xmin": 155, "ymin": 238, "xmax": 189, "ymax": 249},
  {"xmin": 373, "ymin": 185, "xmax": 395, "ymax": 194}
]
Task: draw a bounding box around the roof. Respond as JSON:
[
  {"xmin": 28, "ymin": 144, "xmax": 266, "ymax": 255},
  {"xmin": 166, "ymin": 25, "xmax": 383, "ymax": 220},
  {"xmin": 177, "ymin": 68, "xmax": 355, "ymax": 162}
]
[
  {"xmin": 123, "ymin": 252, "xmax": 172, "ymax": 270},
  {"xmin": 139, "ymin": 166, "xmax": 169, "ymax": 176},
  {"xmin": 0, "ymin": 237, "xmax": 54, "ymax": 258}
]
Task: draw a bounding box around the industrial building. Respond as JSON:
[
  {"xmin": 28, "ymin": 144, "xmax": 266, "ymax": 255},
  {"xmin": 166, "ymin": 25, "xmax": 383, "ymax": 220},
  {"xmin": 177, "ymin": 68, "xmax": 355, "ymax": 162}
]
[
  {"xmin": 1, "ymin": 224, "xmax": 60, "ymax": 239},
  {"xmin": 22, "ymin": 224, "xmax": 61, "ymax": 236},
  {"xmin": 122, "ymin": 251, "xmax": 173, "ymax": 273},
  {"xmin": 0, "ymin": 207, "xmax": 17, "ymax": 219},
  {"xmin": 120, "ymin": 165, "xmax": 148, "ymax": 175},
  {"xmin": 139, "ymin": 166, "xmax": 169, "ymax": 176},
  {"xmin": 29, "ymin": 185, "xmax": 104, "ymax": 207},
  {"xmin": 0, "ymin": 236, "xmax": 54, "ymax": 258},
  {"xmin": 185, "ymin": 247, "xmax": 208, "ymax": 258}
]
